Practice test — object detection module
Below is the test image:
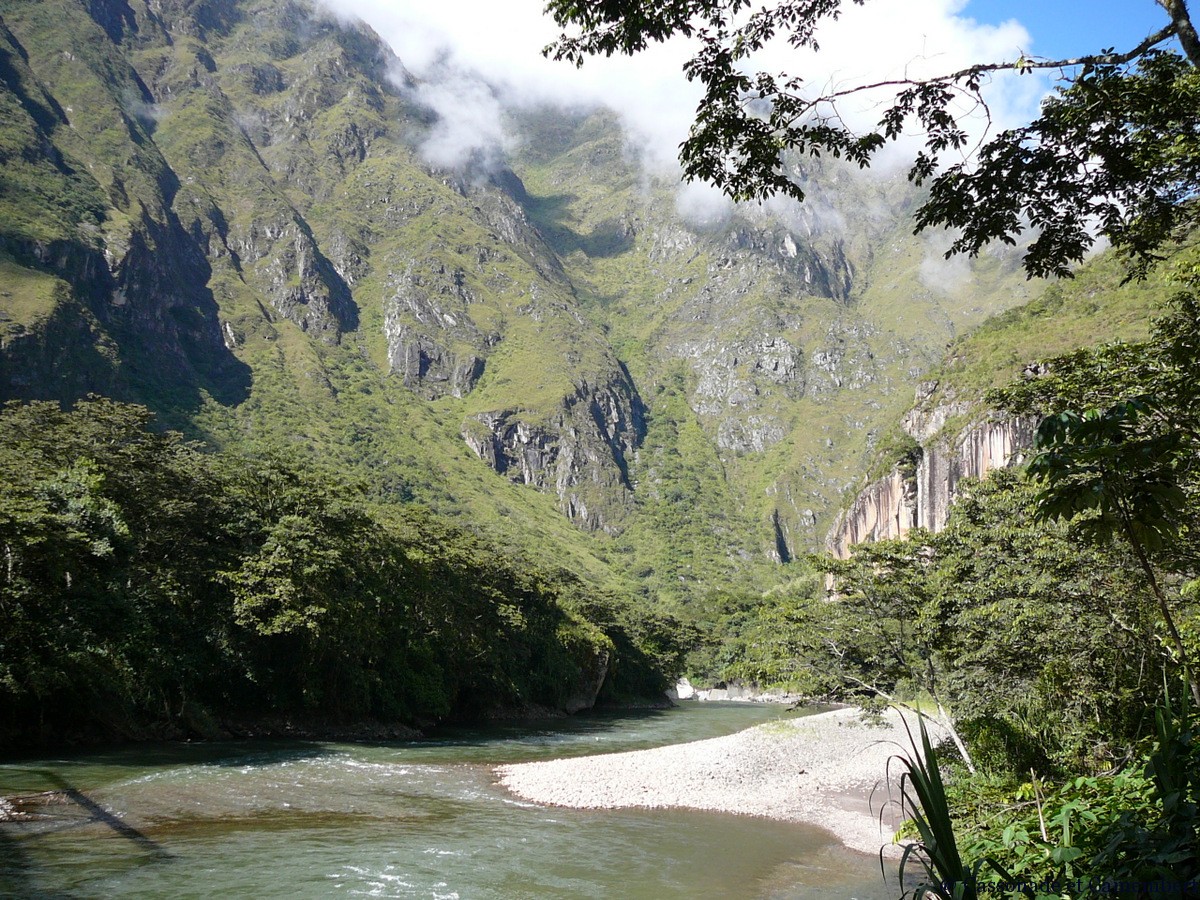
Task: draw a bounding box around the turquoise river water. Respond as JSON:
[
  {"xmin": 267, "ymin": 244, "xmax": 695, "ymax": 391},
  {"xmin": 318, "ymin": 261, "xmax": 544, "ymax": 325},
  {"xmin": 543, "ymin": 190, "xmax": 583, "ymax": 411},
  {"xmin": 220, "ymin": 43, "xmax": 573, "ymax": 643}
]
[{"xmin": 0, "ymin": 703, "xmax": 901, "ymax": 898}]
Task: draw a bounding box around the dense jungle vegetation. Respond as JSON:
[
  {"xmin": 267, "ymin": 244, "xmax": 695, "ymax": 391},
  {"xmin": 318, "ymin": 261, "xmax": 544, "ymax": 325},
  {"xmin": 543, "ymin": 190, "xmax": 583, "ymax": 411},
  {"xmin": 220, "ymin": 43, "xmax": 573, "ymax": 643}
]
[
  {"xmin": 0, "ymin": 398, "xmax": 685, "ymax": 748},
  {"xmin": 710, "ymin": 266, "xmax": 1200, "ymax": 894}
]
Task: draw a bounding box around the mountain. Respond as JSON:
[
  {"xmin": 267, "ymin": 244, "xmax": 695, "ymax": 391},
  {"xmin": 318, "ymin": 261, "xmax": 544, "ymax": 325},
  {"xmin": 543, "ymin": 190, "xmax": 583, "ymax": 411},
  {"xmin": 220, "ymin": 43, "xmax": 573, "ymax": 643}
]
[
  {"xmin": 828, "ymin": 247, "xmax": 1165, "ymax": 557},
  {"xmin": 0, "ymin": 0, "xmax": 1048, "ymax": 614},
  {"xmin": 503, "ymin": 107, "xmax": 1044, "ymax": 593}
]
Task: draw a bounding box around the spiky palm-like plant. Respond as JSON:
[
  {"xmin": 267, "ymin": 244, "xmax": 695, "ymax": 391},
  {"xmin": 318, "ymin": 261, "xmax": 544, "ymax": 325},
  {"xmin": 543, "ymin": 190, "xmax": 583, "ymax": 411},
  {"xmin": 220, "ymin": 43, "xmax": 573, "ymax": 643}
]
[{"xmin": 888, "ymin": 714, "xmax": 1017, "ymax": 899}]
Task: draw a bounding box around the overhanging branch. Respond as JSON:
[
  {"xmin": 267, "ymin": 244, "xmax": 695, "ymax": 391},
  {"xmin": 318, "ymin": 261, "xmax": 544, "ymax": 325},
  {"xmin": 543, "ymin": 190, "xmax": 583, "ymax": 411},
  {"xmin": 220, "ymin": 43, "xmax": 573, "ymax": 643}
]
[{"xmin": 735, "ymin": 23, "xmax": 1182, "ymax": 146}]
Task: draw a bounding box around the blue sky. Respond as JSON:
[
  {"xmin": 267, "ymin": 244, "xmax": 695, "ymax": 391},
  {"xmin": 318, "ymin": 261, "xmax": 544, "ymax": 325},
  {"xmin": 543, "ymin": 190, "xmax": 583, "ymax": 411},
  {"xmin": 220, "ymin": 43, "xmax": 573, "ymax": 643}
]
[{"xmin": 964, "ymin": 0, "xmax": 1169, "ymax": 61}]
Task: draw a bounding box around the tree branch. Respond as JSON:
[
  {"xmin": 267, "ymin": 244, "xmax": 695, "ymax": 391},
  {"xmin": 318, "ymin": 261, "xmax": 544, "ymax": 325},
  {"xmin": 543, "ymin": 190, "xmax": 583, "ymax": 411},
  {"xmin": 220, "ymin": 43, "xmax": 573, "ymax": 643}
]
[
  {"xmin": 989, "ymin": 23, "xmax": 1181, "ymax": 73},
  {"xmin": 736, "ymin": 21, "xmax": 1178, "ymax": 118},
  {"xmin": 836, "ymin": 670, "xmax": 977, "ymax": 774},
  {"xmin": 1158, "ymin": 0, "xmax": 1200, "ymax": 66},
  {"xmin": 750, "ymin": 22, "xmax": 1181, "ymax": 142}
]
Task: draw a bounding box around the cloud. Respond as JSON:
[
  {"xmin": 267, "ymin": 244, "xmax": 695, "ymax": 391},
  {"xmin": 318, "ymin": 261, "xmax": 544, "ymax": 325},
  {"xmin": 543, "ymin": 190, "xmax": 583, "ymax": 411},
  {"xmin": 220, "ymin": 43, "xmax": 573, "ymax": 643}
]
[
  {"xmin": 750, "ymin": 0, "xmax": 1051, "ymax": 171},
  {"xmin": 675, "ymin": 179, "xmax": 735, "ymax": 230},
  {"xmin": 919, "ymin": 229, "xmax": 975, "ymax": 295},
  {"xmin": 409, "ymin": 65, "xmax": 512, "ymax": 172},
  {"xmin": 316, "ymin": 0, "xmax": 1058, "ymax": 248},
  {"xmin": 322, "ymin": 0, "xmax": 1047, "ymax": 170}
]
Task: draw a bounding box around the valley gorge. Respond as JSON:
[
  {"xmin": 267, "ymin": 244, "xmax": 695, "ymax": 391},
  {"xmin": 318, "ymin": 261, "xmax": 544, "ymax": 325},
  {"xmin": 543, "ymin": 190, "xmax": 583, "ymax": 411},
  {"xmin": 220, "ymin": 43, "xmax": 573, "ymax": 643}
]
[
  {"xmin": 0, "ymin": 0, "xmax": 1051, "ymax": 595},
  {"xmin": 0, "ymin": 0, "xmax": 1163, "ymax": 725},
  {"xmin": 5, "ymin": 2, "xmax": 1198, "ymax": 893}
]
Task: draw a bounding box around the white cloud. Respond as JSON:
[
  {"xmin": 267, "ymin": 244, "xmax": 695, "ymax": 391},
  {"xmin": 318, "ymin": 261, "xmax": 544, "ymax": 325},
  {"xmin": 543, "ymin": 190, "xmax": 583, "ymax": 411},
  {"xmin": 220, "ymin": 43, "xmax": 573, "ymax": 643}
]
[
  {"xmin": 410, "ymin": 66, "xmax": 512, "ymax": 172},
  {"xmin": 919, "ymin": 229, "xmax": 975, "ymax": 295},
  {"xmin": 317, "ymin": 0, "xmax": 1050, "ymax": 218},
  {"xmin": 675, "ymin": 179, "xmax": 735, "ymax": 230},
  {"xmin": 750, "ymin": 0, "xmax": 1048, "ymax": 168}
]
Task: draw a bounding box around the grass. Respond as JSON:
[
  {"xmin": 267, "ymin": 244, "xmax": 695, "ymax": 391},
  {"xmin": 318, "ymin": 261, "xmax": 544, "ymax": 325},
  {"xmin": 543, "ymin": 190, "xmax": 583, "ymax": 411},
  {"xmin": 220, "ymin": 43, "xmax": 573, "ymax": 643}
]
[
  {"xmin": 0, "ymin": 255, "xmax": 65, "ymax": 333},
  {"xmin": 923, "ymin": 251, "xmax": 1161, "ymax": 407}
]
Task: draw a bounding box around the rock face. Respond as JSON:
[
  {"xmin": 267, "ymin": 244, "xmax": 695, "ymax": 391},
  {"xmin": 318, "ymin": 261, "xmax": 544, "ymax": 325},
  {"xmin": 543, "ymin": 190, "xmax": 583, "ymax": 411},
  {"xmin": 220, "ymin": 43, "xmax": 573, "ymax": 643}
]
[
  {"xmin": 654, "ymin": 226, "xmax": 872, "ymax": 457},
  {"xmin": 235, "ymin": 216, "xmax": 357, "ymax": 341},
  {"xmin": 462, "ymin": 374, "xmax": 645, "ymax": 532},
  {"xmin": 827, "ymin": 468, "xmax": 919, "ymax": 558},
  {"xmin": 913, "ymin": 416, "xmax": 1037, "ymax": 533},
  {"xmin": 383, "ymin": 258, "xmax": 490, "ymax": 398},
  {"xmin": 828, "ymin": 388, "xmax": 1037, "ymax": 557}
]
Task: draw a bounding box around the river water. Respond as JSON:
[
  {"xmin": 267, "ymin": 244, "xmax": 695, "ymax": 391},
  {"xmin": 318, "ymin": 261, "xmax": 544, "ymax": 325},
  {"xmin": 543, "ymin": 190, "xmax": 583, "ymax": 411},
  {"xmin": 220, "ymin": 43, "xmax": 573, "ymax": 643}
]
[{"xmin": 0, "ymin": 703, "xmax": 900, "ymax": 898}]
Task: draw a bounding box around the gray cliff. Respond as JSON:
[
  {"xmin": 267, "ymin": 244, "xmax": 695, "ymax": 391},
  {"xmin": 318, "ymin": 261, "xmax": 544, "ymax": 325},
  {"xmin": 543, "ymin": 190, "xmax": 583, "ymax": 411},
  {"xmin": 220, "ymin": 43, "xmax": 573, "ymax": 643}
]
[
  {"xmin": 828, "ymin": 384, "xmax": 1037, "ymax": 557},
  {"xmin": 462, "ymin": 372, "xmax": 644, "ymax": 533}
]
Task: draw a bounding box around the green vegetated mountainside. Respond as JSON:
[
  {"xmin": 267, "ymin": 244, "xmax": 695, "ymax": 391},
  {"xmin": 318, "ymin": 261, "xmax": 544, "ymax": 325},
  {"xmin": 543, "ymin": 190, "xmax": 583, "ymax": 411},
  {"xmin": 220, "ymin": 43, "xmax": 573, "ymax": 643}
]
[
  {"xmin": 919, "ymin": 247, "xmax": 1163, "ymax": 411},
  {"xmin": 504, "ymin": 108, "xmax": 1044, "ymax": 597},
  {"xmin": 871, "ymin": 244, "xmax": 1170, "ymax": 482},
  {"xmin": 0, "ymin": 0, "xmax": 1065, "ymax": 633},
  {"xmin": 0, "ymin": 0, "xmax": 626, "ymax": 584}
]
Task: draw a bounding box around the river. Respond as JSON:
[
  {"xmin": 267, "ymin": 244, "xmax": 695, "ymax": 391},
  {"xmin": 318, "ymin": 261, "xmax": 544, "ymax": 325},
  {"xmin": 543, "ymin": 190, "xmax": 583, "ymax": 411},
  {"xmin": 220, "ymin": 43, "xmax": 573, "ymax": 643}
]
[{"xmin": 0, "ymin": 703, "xmax": 900, "ymax": 898}]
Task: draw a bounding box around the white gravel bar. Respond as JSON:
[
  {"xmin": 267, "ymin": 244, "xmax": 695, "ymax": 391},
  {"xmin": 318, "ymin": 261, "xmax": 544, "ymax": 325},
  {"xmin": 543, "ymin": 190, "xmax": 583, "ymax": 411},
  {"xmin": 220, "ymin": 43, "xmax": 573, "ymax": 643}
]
[{"xmin": 496, "ymin": 706, "xmax": 937, "ymax": 857}]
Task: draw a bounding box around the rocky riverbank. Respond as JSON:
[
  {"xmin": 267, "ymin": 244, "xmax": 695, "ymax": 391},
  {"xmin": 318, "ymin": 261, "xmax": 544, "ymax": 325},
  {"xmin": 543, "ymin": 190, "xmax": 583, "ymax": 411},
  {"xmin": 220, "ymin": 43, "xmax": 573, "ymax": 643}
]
[
  {"xmin": 496, "ymin": 706, "xmax": 939, "ymax": 856},
  {"xmin": 669, "ymin": 677, "xmax": 806, "ymax": 704}
]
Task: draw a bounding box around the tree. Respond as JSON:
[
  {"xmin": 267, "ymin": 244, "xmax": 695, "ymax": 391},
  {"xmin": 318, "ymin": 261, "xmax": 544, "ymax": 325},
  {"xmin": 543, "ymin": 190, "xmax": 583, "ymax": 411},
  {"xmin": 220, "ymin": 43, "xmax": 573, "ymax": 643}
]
[
  {"xmin": 995, "ymin": 282, "xmax": 1200, "ymax": 706},
  {"xmin": 931, "ymin": 470, "xmax": 1163, "ymax": 771},
  {"xmin": 822, "ymin": 536, "xmax": 980, "ymax": 772},
  {"xmin": 544, "ymin": 0, "xmax": 1200, "ymax": 277}
]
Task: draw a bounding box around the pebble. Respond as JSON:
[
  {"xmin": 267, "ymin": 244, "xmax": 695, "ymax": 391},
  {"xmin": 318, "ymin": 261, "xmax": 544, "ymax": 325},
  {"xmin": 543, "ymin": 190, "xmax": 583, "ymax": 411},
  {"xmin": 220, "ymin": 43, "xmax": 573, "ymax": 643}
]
[{"xmin": 495, "ymin": 707, "xmax": 943, "ymax": 857}]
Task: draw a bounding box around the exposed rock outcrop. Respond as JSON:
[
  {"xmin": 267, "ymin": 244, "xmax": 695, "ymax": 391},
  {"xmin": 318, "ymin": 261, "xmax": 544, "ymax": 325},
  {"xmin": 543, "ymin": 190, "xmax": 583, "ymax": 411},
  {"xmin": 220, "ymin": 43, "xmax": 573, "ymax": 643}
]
[
  {"xmin": 828, "ymin": 386, "xmax": 1037, "ymax": 557},
  {"xmin": 826, "ymin": 468, "xmax": 918, "ymax": 559},
  {"xmin": 383, "ymin": 258, "xmax": 491, "ymax": 398},
  {"xmin": 233, "ymin": 216, "xmax": 357, "ymax": 341},
  {"xmin": 913, "ymin": 415, "xmax": 1037, "ymax": 533},
  {"xmin": 645, "ymin": 199, "xmax": 871, "ymax": 461},
  {"xmin": 691, "ymin": 335, "xmax": 804, "ymax": 423},
  {"xmin": 462, "ymin": 375, "xmax": 645, "ymax": 532}
]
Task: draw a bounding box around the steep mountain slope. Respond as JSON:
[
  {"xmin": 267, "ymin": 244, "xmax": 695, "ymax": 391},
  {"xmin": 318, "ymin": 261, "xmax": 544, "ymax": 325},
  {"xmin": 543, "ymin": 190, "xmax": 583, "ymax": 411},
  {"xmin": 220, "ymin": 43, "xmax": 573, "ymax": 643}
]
[
  {"xmin": 0, "ymin": 0, "xmax": 1047, "ymax": 613},
  {"xmin": 827, "ymin": 249, "xmax": 1165, "ymax": 556},
  {"xmin": 0, "ymin": 0, "xmax": 642, "ymax": 578},
  {"xmin": 0, "ymin": 2, "xmax": 249, "ymax": 409},
  {"xmin": 505, "ymin": 107, "xmax": 1041, "ymax": 595}
]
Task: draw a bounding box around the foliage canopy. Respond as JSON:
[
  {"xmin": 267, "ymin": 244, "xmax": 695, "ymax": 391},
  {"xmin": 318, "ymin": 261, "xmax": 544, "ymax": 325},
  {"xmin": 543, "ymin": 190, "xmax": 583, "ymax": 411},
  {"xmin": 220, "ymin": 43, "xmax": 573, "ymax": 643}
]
[
  {"xmin": 545, "ymin": 0, "xmax": 1200, "ymax": 276},
  {"xmin": 0, "ymin": 398, "xmax": 686, "ymax": 747}
]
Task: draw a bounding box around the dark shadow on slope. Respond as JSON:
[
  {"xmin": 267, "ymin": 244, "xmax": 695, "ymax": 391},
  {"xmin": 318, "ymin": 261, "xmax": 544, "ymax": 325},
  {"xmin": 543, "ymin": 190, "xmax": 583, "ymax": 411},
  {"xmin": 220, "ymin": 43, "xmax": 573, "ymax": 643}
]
[
  {"xmin": 0, "ymin": 24, "xmax": 69, "ymax": 133},
  {"xmin": 87, "ymin": 0, "xmax": 141, "ymax": 45},
  {"xmin": 518, "ymin": 190, "xmax": 635, "ymax": 260},
  {"xmin": 12, "ymin": 771, "xmax": 169, "ymax": 858}
]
